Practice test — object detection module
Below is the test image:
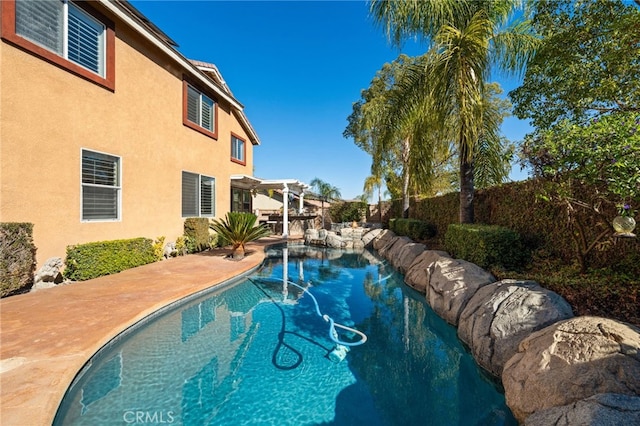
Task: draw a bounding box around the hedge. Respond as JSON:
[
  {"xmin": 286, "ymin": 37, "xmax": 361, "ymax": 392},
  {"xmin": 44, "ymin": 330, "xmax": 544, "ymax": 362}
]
[
  {"xmin": 64, "ymin": 237, "xmax": 156, "ymax": 281},
  {"xmin": 389, "ymin": 218, "xmax": 436, "ymax": 241},
  {"xmin": 393, "ymin": 180, "xmax": 639, "ymax": 272},
  {"xmin": 445, "ymin": 224, "xmax": 529, "ymax": 270}
]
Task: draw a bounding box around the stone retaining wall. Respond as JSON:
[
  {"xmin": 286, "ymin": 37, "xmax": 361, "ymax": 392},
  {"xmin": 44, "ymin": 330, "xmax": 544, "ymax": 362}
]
[{"xmin": 304, "ymin": 227, "xmax": 640, "ymax": 425}]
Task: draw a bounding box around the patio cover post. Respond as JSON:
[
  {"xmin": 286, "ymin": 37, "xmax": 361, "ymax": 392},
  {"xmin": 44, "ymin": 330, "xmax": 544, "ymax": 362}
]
[
  {"xmin": 299, "ymin": 190, "xmax": 304, "ymax": 213},
  {"xmin": 282, "ymin": 184, "xmax": 289, "ymax": 238}
]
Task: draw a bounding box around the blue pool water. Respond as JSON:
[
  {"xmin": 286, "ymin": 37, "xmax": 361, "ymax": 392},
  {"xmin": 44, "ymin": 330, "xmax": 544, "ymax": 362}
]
[{"xmin": 54, "ymin": 244, "xmax": 516, "ymax": 425}]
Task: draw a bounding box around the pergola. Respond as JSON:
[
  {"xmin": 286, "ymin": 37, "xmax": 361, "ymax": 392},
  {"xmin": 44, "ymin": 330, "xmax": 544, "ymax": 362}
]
[{"xmin": 230, "ymin": 175, "xmax": 311, "ymax": 237}]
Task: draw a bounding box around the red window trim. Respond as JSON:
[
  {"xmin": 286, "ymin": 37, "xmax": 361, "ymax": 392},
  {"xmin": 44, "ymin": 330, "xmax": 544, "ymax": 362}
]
[
  {"xmin": 182, "ymin": 80, "xmax": 219, "ymax": 140},
  {"xmin": 1, "ymin": 0, "xmax": 116, "ymax": 91},
  {"xmin": 230, "ymin": 132, "xmax": 247, "ymax": 166}
]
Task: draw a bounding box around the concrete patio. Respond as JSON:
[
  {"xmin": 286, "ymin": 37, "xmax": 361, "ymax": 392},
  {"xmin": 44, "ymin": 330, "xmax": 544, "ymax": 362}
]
[{"xmin": 0, "ymin": 236, "xmax": 288, "ymax": 425}]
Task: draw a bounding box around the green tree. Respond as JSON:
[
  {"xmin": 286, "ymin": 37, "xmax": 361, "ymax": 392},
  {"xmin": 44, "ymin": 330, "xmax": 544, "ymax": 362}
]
[
  {"xmin": 345, "ymin": 54, "xmax": 454, "ymax": 217},
  {"xmin": 510, "ymin": 0, "xmax": 640, "ymax": 130},
  {"xmin": 210, "ymin": 212, "xmax": 270, "ymax": 260},
  {"xmin": 369, "ymin": 0, "xmax": 538, "ymax": 223},
  {"xmin": 511, "ymin": 0, "xmax": 640, "ymax": 271},
  {"xmin": 309, "ymin": 178, "xmax": 342, "ymax": 229}
]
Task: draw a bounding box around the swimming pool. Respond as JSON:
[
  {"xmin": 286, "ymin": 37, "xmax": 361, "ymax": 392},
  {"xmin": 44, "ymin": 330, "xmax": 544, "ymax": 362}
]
[{"xmin": 54, "ymin": 244, "xmax": 516, "ymax": 425}]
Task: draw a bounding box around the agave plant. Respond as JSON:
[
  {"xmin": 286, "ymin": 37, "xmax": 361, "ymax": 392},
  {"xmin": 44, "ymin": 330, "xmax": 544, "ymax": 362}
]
[{"xmin": 210, "ymin": 212, "xmax": 271, "ymax": 259}]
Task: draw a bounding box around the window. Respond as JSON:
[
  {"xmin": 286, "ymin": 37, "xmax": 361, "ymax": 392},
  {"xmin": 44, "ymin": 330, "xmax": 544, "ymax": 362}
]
[
  {"xmin": 82, "ymin": 149, "xmax": 120, "ymax": 221},
  {"xmin": 183, "ymin": 81, "xmax": 217, "ymax": 139},
  {"xmin": 231, "ymin": 133, "xmax": 246, "ymax": 165},
  {"xmin": 182, "ymin": 171, "xmax": 215, "ymax": 217},
  {"xmin": 2, "ymin": 0, "xmax": 115, "ymax": 90},
  {"xmin": 231, "ymin": 187, "xmax": 252, "ymax": 213}
]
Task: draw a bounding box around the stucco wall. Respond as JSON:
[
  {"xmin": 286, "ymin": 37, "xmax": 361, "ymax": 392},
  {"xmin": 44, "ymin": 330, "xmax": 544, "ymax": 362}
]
[{"xmin": 0, "ymin": 5, "xmax": 254, "ymax": 268}]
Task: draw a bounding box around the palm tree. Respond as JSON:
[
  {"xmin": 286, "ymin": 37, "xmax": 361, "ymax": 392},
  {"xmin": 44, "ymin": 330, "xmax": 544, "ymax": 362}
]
[
  {"xmin": 346, "ymin": 54, "xmax": 452, "ymax": 218},
  {"xmin": 310, "ymin": 177, "xmax": 342, "ymax": 229},
  {"xmin": 369, "ymin": 0, "xmax": 538, "ymax": 223},
  {"xmin": 210, "ymin": 212, "xmax": 270, "ymax": 260},
  {"xmin": 363, "ymin": 173, "xmax": 384, "ymax": 223}
]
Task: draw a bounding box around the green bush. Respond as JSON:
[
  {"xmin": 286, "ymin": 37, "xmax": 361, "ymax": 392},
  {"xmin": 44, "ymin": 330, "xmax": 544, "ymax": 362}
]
[
  {"xmin": 64, "ymin": 237, "xmax": 156, "ymax": 281},
  {"xmin": 445, "ymin": 224, "xmax": 529, "ymax": 270},
  {"xmin": 0, "ymin": 223, "xmax": 36, "ymax": 297},
  {"xmin": 184, "ymin": 218, "xmax": 211, "ymax": 253},
  {"xmin": 389, "ymin": 218, "xmax": 436, "ymax": 241},
  {"xmin": 329, "ymin": 201, "xmax": 367, "ymax": 223}
]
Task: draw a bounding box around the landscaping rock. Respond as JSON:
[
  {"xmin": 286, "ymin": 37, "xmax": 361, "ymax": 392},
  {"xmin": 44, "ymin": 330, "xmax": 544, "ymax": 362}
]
[
  {"xmin": 32, "ymin": 257, "xmax": 64, "ymax": 290},
  {"xmin": 326, "ymin": 232, "xmax": 345, "ymax": 249},
  {"xmin": 391, "ymin": 242, "xmax": 426, "ymax": 274},
  {"xmin": 304, "ymin": 229, "xmax": 319, "ymax": 244},
  {"xmin": 502, "ymin": 316, "xmax": 640, "ymax": 423},
  {"xmin": 524, "ymin": 393, "xmax": 640, "ymax": 426},
  {"xmin": 377, "ymin": 235, "xmax": 406, "ymax": 260},
  {"xmin": 163, "ymin": 241, "xmax": 176, "ymax": 259},
  {"xmin": 427, "ymin": 257, "xmax": 496, "ymax": 326},
  {"xmin": 372, "ymin": 229, "xmax": 396, "ymax": 251},
  {"xmin": 458, "ymin": 279, "xmax": 574, "ymax": 377},
  {"xmin": 362, "ymin": 228, "xmax": 383, "ymax": 247},
  {"xmin": 403, "ymin": 250, "xmax": 451, "ymax": 294},
  {"xmin": 382, "ymin": 236, "xmax": 413, "ymax": 264}
]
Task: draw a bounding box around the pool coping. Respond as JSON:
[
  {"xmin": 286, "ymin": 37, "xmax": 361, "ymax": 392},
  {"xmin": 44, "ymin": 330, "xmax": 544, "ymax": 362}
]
[{"xmin": 0, "ymin": 237, "xmax": 290, "ymax": 426}]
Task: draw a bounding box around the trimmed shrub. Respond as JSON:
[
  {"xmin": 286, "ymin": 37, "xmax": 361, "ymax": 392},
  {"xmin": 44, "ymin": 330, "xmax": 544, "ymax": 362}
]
[
  {"xmin": 184, "ymin": 218, "xmax": 210, "ymax": 253},
  {"xmin": 445, "ymin": 224, "xmax": 529, "ymax": 270},
  {"xmin": 0, "ymin": 223, "xmax": 36, "ymax": 297},
  {"xmin": 389, "ymin": 218, "xmax": 436, "ymax": 241},
  {"xmin": 64, "ymin": 237, "xmax": 156, "ymax": 281}
]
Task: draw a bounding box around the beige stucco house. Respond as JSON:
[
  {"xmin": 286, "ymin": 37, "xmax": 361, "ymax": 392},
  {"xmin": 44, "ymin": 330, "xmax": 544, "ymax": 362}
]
[{"xmin": 0, "ymin": 0, "xmax": 261, "ymax": 266}]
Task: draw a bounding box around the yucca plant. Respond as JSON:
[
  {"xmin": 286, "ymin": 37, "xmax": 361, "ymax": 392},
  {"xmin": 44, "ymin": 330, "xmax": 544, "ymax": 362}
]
[{"xmin": 210, "ymin": 212, "xmax": 271, "ymax": 260}]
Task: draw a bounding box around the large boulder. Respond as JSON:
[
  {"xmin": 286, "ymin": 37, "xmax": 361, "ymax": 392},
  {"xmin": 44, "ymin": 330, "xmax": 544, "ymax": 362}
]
[
  {"xmin": 372, "ymin": 229, "xmax": 396, "ymax": 251},
  {"xmin": 502, "ymin": 316, "xmax": 640, "ymax": 423},
  {"xmin": 325, "ymin": 232, "xmax": 344, "ymax": 249},
  {"xmin": 362, "ymin": 228, "xmax": 383, "ymax": 248},
  {"xmin": 382, "ymin": 236, "xmax": 413, "ymax": 264},
  {"xmin": 524, "ymin": 393, "xmax": 640, "ymax": 426},
  {"xmin": 457, "ymin": 279, "xmax": 574, "ymax": 377},
  {"xmin": 377, "ymin": 235, "xmax": 407, "ymax": 259},
  {"xmin": 391, "ymin": 242, "xmax": 426, "ymax": 274},
  {"xmin": 427, "ymin": 257, "xmax": 496, "ymax": 326},
  {"xmin": 403, "ymin": 250, "xmax": 451, "ymax": 294}
]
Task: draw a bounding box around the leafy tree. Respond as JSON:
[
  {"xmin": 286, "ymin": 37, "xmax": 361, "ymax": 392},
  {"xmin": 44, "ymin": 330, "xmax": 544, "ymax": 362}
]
[
  {"xmin": 309, "ymin": 177, "xmax": 342, "ymax": 228},
  {"xmin": 511, "ymin": 0, "xmax": 640, "ymax": 271},
  {"xmin": 510, "ymin": 0, "xmax": 640, "ymax": 130},
  {"xmin": 210, "ymin": 212, "xmax": 270, "ymax": 260},
  {"xmin": 369, "ymin": 0, "xmax": 538, "ymax": 223},
  {"xmin": 522, "ymin": 113, "xmax": 640, "ymax": 271}
]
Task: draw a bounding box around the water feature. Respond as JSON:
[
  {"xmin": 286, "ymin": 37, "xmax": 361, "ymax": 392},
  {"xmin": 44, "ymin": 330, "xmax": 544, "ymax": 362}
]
[{"xmin": 54, "ymin": 243, "xmax": 516, "ymax": 425}]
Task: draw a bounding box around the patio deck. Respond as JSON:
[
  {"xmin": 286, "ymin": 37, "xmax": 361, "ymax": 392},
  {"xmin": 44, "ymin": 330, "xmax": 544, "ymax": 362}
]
[{"xmin": 0, "ymin": 236, "xmax": 289, "ymax": 425}]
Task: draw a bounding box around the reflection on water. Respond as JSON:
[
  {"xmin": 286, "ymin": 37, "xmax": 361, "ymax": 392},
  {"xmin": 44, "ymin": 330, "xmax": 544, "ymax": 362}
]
[{"xmin": 54, "ymin": 244, "xmax": 516, "ymax": 425}]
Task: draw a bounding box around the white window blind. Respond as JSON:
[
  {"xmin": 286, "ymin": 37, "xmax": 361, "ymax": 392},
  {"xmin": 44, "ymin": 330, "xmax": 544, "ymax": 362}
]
[
  {"xmin": 200, "ymin": 177, "xmax": 215, "ymax": 216},
  {"xmin": 231, "ymin": 136, "xmax": 245, "ymax": 162},
  {"xmin": 82, "ymin": 150, "xmax": 120, "ymax": 220},
  {"xmin": 67, "ymin": 4, "xmax": 104, "ymax": 75},
  {"xmin": 186, "ymin": 84, "xmax": 215, "ymax": 133},
  {"xmin": 182, "ymin": 172, "xmax": 215, "ymax": 218},
  {"xmin": 15, "ymin": 0, "xmax": 105, "ymax": 77},
  {"xmin": 201, "ymin": 96, "xmax": 214, "ymax": 132}
]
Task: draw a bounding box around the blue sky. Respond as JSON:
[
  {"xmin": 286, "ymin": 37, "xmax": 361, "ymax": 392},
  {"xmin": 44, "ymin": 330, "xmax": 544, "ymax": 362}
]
[{"xmin": 131, "ymin": 0, "xmax": 533, "ymax": 200}]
